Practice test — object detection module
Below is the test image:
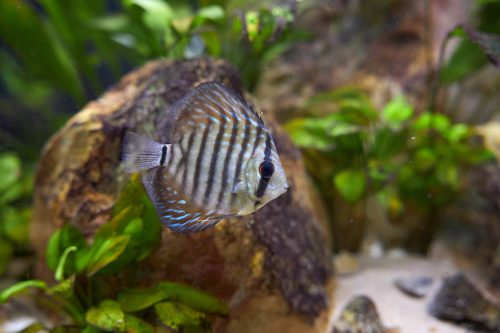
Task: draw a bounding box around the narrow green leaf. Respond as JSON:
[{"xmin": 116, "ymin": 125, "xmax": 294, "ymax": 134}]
[
  {"xmin": 86, "ymin": 235, "xmax": 130, "ymax": 275},
  {"xmin": 0, "ymin": 280, "xmax": 47, "ymax": 303},
  {"xmin": 19, "ymin": 322, "xmax": 46, "ymax": 333},
  {"xmin": 86, "ymin": 300, "xmax": 125, "ymax": 332},
  {"xmin": 197, "ymin": 5, "xmax": 224, "ymax": 20},
  {"xmin": 0, "ymin": 1, "xmax": 83, "ymax": 99},
  {"xmin": 334, "ymin": 169, "xmax": 367, "ymax": 203},
  {"xmin": 155, "ymin": 301, "xmax": 205, "ymax": 330},
  {"xmin": 55, "ymin": 246, "xmax": 77, "ymax": 281}
]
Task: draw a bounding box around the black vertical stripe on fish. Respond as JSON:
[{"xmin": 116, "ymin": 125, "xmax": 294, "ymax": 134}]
[
  {"xmin": 166, "ymin": 143, "xmax": 175, "ymax": 169},
  {"xmin": 250, "ymin": 125, "xmax": 264, "ymax": 157},
  {"xmin": 231, "ymin": 108, "xmax": 252, "ymax": 203},
  {"xmin": 180, "ymin": 130, "xmax": 197, "ymax": 188},
  {"xmin": 263, "ymin": 132, "xmax": 272, "ymax": 160},
  {"xmin": 160, "ymin": 145, "xmax": 167, "ymax": 166},
  {"xmin": 172, "ymin": 133, "xmax": 187, "ymax": 176},
  {"xmin": 255, "ymin": 133, "xmax": 273, "ymax": 198},
  {"xmin": 204, "ymin": 113, "xmax": 227, "ymax": 205},
  {"xmin": 192, "ymin": 120, "xmax": 212, "ymax": 198},
  {"xmin": 217, "ymin": 108, "xmax": 239, "ymax": 210}
]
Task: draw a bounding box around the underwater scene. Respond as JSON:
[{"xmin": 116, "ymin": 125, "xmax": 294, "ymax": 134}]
[{"xmin": 0, "ymin": 0, "xmax": 499, "ymax": 332}]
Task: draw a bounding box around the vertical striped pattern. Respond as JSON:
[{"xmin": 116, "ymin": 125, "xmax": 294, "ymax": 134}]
[{"xmin": 148, "ymin": 81, "xmax": 281, "ymax": 232}]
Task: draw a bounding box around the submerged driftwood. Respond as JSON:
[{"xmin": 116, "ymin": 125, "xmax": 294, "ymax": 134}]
[{"xmin": 31, "ymin": 58, "xmax": 334, "ymax": 332}]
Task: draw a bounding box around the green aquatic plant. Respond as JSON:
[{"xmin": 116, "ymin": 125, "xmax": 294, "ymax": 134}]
[
  {"xmin": 0, "ymin": 174, "xmax": 228, "ymax": 332},
  {"xmin": 0, "ymin": 0, "xmax": 299, "ymax": 103},
  {"xmin": 0, "ymin": 0, "xmax": 301, "ymax": 158},
  {"xmin": 0, "ymin": 152, "xmax": 33, "ymax": 276},
  {"xmin": 285, "ymin": 88, "xmax": 494, "ymax": 251}
]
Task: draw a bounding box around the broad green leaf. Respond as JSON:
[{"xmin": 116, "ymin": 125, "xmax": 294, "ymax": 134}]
[
  {"xmin": 46, "ymin": 224, "xmax": 86, "ymax": 272},
  {"xmin": 118, "ymin": 286, "xmax": 167, "ymax": 312},
  {"xmin": 0, "ymin": 153, "xmax": 20, "ymax": 192},
  {"xmin": 0, "ymin": 280, "xmax": 47, "ymax": 303},
  {"xmin": 437, "ymin": 162, "xmax": 459, "ymax": 189},
  {"xmin": 372, "ymin": 128, "xmax": 406, "ymax": 159},
  {"xmin": 285, "ymin": 118, "xmax": 333, "ymax": 150},
  {"xmin": 46, "ymin": 228, "xmax": 63, "ymax": 271},
  {"xmin": 122, "ymin": 217, "xmax": 143, "ymax": 236},
  {"xmin": 136, "ymin": 192, "xmax": 162, "ymax": 261},
  {"xmin": 124, "ymin": 314, "xmax": 154, "ymax": 333},
  {"xmin": 111, "ymin": 205, "xmax": 143, "ymax": 231},
  {"xmin": 158, "ymin": 282, "xmax": 229, "ymax": 315},
  {"xmin": 381, "ymin": 95, "xmax": 413, "ymax": 126},
  {"xmin": 328, "ymin": 123, "xmax": 361, "ymax": 137},
  {"xmin": 154, "ymin": 301, "xmax": 205, "ymax": 330},
  {"xmin": 86, "ymin": 235, "xmax": 130, "ymax": 275},
  {"xmin": 441, "ymin": 38, "xmax": 487, "ymax": 83},
  {"xmin": 75, "ymin": 247, "xmax": 93, "ymax": 273},
  {"xmin": 127, "ymin": 0, "xmax": 174, "ymax": 32},
  {"xmin": 96, "ymin": 219, "xmax": 143, "ymax": 274},
  {"xmin": 1, "ymin": 206, "xmax": 31, "ymax": 244},
  {"xmin": 334, "ymin": 169, "xmax": 367, "ymax": 203},
  {"xmin": 55, "ymin": 246, "xmax": 77, "ymax": 281},
  {"xmin": 86, "ymin": 300, "xmax": 125, "ymax": 332},
  {"xmin": 113, "ymin": 174, "xmax": 145, "ymax": 215},
  {"xmin": 414, "ymin": 148, "xmax": 437, "ymax": 171},
  {"xmin": 413, "ymin": 113, "xmax": 451, "ymax": 133},
  {"xmin": 461, "ymin": 25, "xmax": 500, "ymax": 68},
  {"xmin": 446, "ymin": 124, "xmax": 470, "ymax": 143}
]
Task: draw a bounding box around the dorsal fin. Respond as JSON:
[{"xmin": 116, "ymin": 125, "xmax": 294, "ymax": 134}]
[{"xmin": 163, "ymin": 82, "xmax": 265, "ymax": 142}]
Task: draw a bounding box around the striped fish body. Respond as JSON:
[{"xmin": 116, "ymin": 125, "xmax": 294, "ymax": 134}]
[{"xmin": 122, "ymin": 82, "xmax": 288, "ymax": 233}]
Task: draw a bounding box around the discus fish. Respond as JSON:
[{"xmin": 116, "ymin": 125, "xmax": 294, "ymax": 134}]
[{"xmin": 122, "ymin": 82, "xmax": 288, "ymax": 233}]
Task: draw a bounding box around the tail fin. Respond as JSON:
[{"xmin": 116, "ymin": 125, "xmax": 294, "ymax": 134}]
[{"xmin": 121, "ymin": 131, "xmax": 166, "ymax": 173}]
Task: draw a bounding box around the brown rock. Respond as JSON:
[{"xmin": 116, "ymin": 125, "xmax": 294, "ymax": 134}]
[
  {"xmin": 31, "ymin": 58, "xmax": 334, "ymax": 332},
  {"xmin": 331, "ymin": 295, "xmax": 397, "ymax": 333},
  {"xmin": 429, "ymin": 274, "xmax": 500, "ymax": 333}
]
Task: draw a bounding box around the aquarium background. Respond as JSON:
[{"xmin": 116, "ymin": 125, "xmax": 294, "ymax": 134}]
[{"xmin": 0, "ymin": 0, "xmax": 499, "ymax": 332}]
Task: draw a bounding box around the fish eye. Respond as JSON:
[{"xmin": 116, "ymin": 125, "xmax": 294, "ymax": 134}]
[{"xmin": 258, "ymin": 160, "xmax": 274, "ymax": 179}]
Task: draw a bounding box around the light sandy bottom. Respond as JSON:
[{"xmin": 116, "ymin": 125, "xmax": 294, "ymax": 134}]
[{"xmin": 330, "ymin": 256, "xmax": 468, "ymax": 333}]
